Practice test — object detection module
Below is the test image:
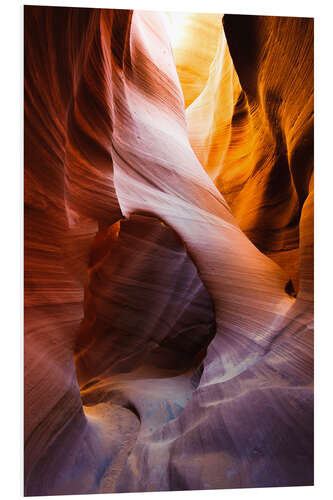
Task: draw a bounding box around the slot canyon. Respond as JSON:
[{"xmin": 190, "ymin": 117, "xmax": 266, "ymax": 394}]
[{"xmin": 24, "ymin": 6, "xmax": 314, "ymax": 496}]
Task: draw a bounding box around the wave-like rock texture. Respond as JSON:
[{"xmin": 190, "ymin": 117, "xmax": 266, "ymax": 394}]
[
  {"xmin": 185, "ymin": 15, "xmax": 313, "ymax": 292},
  {"xmin": 24, "ymin": 6, "xmax": 313, "ymax": 496}
]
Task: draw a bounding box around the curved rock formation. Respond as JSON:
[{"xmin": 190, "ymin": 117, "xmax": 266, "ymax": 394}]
[
  {"xmin": 186, "ymin": 15, "xmax": 313, "ymax": 292},
  {"xmin": 24, "ymin": 6, "xmax": 313, "ymax": 496},
  {"xmin": 170, "ymin": 12, "xmax": 222, "ymax": 109}
]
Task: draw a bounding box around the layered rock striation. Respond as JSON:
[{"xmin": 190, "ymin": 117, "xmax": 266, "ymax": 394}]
[{"xmin": 24, "ymin": 6, "xmax": 314, "ymax": 495}]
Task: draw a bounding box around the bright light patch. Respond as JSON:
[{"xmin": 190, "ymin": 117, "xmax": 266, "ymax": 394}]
[{"xmin": 166, "ymin": 12, "xmax": 191, "ymax": 48}]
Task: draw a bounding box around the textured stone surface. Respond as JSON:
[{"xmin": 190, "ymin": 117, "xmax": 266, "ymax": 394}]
[{"xmin": 24, "ymin": 6, "xmax": 313, "ymax": 496}]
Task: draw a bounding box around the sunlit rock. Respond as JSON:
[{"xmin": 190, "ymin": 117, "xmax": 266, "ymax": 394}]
[{"xmin": 24, "ymin": 6, "xmax": 313, "ymax": 496}]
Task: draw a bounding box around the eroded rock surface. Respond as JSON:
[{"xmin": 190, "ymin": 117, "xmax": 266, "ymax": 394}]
[{"xmin": 24, "ymin": 6, "xmax": 313, "ymax": 495}]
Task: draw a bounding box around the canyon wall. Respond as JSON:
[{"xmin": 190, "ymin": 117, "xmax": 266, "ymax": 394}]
[{"xmin": 24, "ymin": 7, "xmax": 313, "ymax": 495}]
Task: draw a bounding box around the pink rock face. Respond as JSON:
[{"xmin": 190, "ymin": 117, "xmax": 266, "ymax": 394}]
[{"xmin": 24, "ymin": 6, "xmax": 313, "ymax": 496}]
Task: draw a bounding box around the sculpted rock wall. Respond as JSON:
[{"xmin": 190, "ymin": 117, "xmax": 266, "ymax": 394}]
[
  {"xmin": 170, "ymin": 13, "xmax": 222, "ymax": 109},
  {"xmin": 184, "ymin": 15, "xmax": 313, "ymax": 292},
  {"xmin": 24, "ymin": 6, "xmax": 313, "ymax": 496}
]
